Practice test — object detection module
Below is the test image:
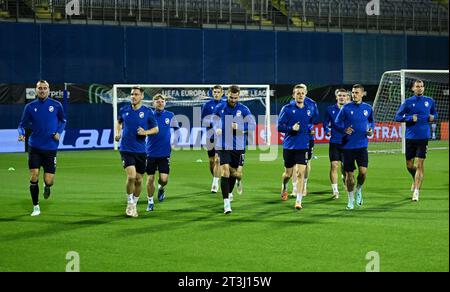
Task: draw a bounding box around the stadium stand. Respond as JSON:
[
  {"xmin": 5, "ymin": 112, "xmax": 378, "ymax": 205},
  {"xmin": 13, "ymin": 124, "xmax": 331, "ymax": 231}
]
[{"xmin": 0, "ymin": 0, "xmax": 448, "ymax": 33}]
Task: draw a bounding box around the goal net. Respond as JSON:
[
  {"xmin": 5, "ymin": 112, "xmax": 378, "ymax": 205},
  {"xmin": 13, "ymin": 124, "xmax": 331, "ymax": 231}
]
[
  {"xmin": 111, "ymin": 84, "xmax": 271, "ymax": 150},
  {"xmin": 372, "ymin": 70, "xmax": 449, "ymax": 154}
]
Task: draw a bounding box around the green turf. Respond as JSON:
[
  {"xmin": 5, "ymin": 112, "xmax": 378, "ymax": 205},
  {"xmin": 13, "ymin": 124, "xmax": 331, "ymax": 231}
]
[{"xmin": 0, "ymin": 143, "xmax": 448, "ymax": 271}]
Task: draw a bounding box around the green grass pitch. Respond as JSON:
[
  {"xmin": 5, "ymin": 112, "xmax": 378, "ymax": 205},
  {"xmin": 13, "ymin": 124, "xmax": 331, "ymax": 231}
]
[{"xmin": 0, "ymin": 143, "xmax": 448, "ymax": 271}]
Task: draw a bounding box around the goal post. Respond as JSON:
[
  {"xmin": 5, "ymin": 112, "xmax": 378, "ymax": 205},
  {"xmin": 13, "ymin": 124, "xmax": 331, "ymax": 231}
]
[
  {"xmin": 372, "ymin": 69, "xmax": 449, "ymax": 154},
  {"xmin": 112, "ymin": 84, "xmax": 271, "ymax": 150}
]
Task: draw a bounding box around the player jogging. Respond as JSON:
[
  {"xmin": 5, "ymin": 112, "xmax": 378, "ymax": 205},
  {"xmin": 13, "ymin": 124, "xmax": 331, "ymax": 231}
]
[
  {"xmin": 212, "ymin": 85, "xmax": 256, "ymax": 214},
  {"xmin": 323, "ymin": 88, "xmax": 348, "ymax": 199},
  {"xmin": 278, "ymin": 84, "xmax": 315, "ymax": 209},
  {"xmin": 145, "ymin": 94, "xmax": 180, "ymax": 212},
  {"xmin": 115, "ymin": 86, "xmax": 159, "ymax": 218},
  {"xmin": 18, "ymin": 80, "xmax": 67, "ymax": 216},
  {"xmin": 395, "ymin": 79, "xmax": 438, "ymax": 202},
  {"xmin": 335, "ymin": 84, "xmax": 374, "ymax": 210}
]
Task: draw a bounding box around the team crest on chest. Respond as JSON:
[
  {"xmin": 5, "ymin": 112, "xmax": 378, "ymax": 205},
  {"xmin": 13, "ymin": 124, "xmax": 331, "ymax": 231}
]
[
  {"xmin": 165, "ymin": 118, "xmax": 170, "ymax": 125},
  {"xmin": 48, "ymin": 106, "xmax": 54, "ymax": 112},
  {"xmin": 363, "ymin": 110, "xmax": 368, "ymax": 116},
  {"xmin": 412, "ymin": 103, "xmax": 416, "ymax": 107},
  {"xmin": 424, "ymin": 101, "xmax": 429, "ymax": 107},
  {"xmin": 332, "ymin": 111, "xmax": 335, "ymax": 114},
  {"xmin": 350, "ymin": 111, "xmax": 354, "ymax": 115},
  {"xmin": 34, "ymin": 108, "xmax": 37, "ymax": 112},
  {"xmin": 139, "ymin": 112, "xmax": 144, "ymax": 118}
]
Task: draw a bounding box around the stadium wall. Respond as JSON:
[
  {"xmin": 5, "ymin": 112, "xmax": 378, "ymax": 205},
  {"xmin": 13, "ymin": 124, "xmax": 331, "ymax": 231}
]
[{"xmin": 0, "ymin": 22, "xmax": 447, "ymax": 85}]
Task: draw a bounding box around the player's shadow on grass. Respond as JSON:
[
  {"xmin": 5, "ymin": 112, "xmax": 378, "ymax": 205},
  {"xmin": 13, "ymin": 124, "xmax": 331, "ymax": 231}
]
[
  {"xmin": 358, "ymin": 197, "xmax": 440, "ymax": 214},
  {"xmin": 5, "ymin": 199, "xmax": 42, "ymax": 212},
  {"xmin": 265, "ymin": 187, "xmax": 331, "ymax": 196},
  {"xmin": 156, "ymin": 191, "xmax": 213, "ymax": 201},
  {"xmin": 198, "ymin": 205, "xmax": 328, "ymax": 230},
  {"xmin": 174, "ymin": 182, "xmax": 215, "ymax": 193},
  {"xmin": 254, "ymin": 193, "xmax": 430, "ymax": 225},
  {"xmin": 0, "ymin": 213, "xmax": 127, "ymax": 243},
  {"xmin": 203, "ymin": 194, "xmax": 334, "ymax": 228},
  {"xmin": 304, "ymin": 195, "xmax": 336, "ymax": 204},
  {"xmin": 0, "ymin": 214, "xmax": 33, "ymax": 222},
  {"xmin": 307, "ymin": 190, "xmax": 332, "ymax": 196},
  {"xmin": 401, "ymin": 196, "xmax": 449, "ymax": 202},
  {"xmin": 117, "ymin": 209, "xmax": 324, "ymax": 237},
  {"xmin": 262, "ymin": 188, "xmax": 335, "ymax": 206},
  {"xmin": 116, "ymin": 194, "xmax": 329, "ymax": 236},
  {"xmin": 116, "ymin": 208, "xmax": 226, "ymax": 236},
  {"xmin": 308, "ymin": 197, "xmax": 433, "ymax": 221}
]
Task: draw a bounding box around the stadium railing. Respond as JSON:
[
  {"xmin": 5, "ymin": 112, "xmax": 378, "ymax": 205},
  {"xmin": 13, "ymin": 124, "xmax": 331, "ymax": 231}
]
[{"xmin": 0, "ymin": 0, "xmax": 448, "ymax": 34}]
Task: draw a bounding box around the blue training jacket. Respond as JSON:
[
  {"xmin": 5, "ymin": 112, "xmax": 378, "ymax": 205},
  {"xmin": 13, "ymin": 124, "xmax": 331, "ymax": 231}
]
[
  {"xmin": 18, "ymin": 97, "xmax": 67, "ymax": 151},
  {"xmin": 118, "ymin": 104, "xmax": 158, "ymax": 154},
  {"xmin": 278, "ymin": 101, "xmax": 314, "ymax": 150},
  {"xmin": 395, "ymin": 95, "xmax": 438, "ymax": 140},
  {"xmin": 335, "ymin": 101, "xmax": 374, "ymax": 149},
  {"xmin": 146, "ymin": 109, "xmax": 179, "ymax": 157},
  {"xmin": 290, "ymin": 97, "xmax": 319, "ymax": 141},
  {"xmin": 201, "ymin": 98, "xmax": 226, "ymax": 129},
  {"xmin": 324, "ymin": 104, "xmax": 345, "ymax": 144},
  {"xmin": 212, "ymin": 101, "xmax": 256, "ymax": 151}
]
